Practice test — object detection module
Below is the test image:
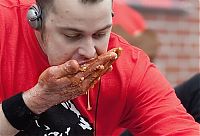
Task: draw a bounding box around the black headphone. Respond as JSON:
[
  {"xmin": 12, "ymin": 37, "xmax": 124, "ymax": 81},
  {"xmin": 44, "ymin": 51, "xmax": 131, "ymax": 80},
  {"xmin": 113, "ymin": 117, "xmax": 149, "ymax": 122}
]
[{"xmin": 27, "ymin": 4, "xmax": 42, "ymax": 30}]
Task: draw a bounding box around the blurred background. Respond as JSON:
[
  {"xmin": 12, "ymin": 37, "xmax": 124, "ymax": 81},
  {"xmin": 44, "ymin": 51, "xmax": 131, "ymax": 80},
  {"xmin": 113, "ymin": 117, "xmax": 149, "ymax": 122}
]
[{"xmin": 113, "ymin": 0, "xmax": 199, "ymax": 87}]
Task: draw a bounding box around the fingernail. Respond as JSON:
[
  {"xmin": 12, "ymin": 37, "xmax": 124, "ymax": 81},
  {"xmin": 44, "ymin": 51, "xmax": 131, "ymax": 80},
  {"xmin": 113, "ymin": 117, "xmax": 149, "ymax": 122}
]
[
  {"xmin": 96, "ymin": 65, "xmax": 104, "ymax": 70},
  {"xmin": 91, "ymin": 84, "xmax": 94, "ymax": 88},
  {"xmin": 80, "ymin": 66, "xmax": 87, "ymax": 72},
  {"xmin": 114, "ymin": 54, "xmax": 118, "ymax": 59},
  {"xmin": 80, "ymin": 77, "xmax": 84, "ymax": 81}
]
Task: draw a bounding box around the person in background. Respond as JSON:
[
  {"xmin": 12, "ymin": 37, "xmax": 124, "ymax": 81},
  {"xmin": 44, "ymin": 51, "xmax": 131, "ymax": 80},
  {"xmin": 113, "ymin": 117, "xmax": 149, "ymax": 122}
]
[
  {"xmin": 112, "ymin": 1, "xmax": 160, "ymax": 62},
  {"xmin": 175, "ymin": 73, "xmax": 200, "ymax": 123},
  {"xmin": 0, "ymin": 0, "xmax": 199, "ymax": 136}
]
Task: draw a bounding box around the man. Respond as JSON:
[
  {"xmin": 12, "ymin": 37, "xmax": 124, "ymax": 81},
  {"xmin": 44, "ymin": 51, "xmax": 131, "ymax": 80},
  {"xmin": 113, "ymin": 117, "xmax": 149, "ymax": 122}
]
[{"xmin": 0, "ymin": 0, "xmax": 199, "ymax": 136}]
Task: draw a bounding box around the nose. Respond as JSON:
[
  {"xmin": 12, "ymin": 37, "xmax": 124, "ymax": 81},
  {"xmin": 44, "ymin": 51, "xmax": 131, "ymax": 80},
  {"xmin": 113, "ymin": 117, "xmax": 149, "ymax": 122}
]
[{"xmin": 78, "ymin": 37, "xmax": 96, "ymax": 59}]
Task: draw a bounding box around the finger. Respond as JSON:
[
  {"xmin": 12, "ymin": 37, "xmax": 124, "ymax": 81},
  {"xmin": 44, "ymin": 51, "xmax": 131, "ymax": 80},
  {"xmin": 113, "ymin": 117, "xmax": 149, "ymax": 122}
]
[
  {"xmin": 108, "ymin": 47, "xmax": 123, "ymax": 57},
  {"xmin": 84, "ymin": 54, "xmax": 116, "ymax": 80},
  {"xmin": 107, "ymin": 65, "xmax": 113, "ymax": 72},
  {"xmin": 77, "ymin": 52, "xmax": 117, "ymax": 79},
  {"xmin": 81, "ymin": 78, "xmax": 96, "ymax": 91},
  {"xmin": 81, "ymin": 65, "xmax": 111, "ymax": 92},
  {"xmin": 85, "ymin": 63, "xmax": 111, "ymax": 84},
  {"xmin": 71, "ymin": 48, "xmax": 121, "ymax": 88},
  {"xmin": 81, "ymin": 74, "xmax": 102, "ymax": 92},
  {"xmin": 53, "ymin": 60, "xmax": 80, "ymax": 78},
  {"xmin": 56, "ymin": 76, "xmax": 72, "ymax": 87}
]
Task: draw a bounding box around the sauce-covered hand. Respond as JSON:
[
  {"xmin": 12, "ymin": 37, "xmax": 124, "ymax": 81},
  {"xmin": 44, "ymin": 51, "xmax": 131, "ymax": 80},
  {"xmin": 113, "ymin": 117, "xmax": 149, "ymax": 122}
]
[{"xmin": 23, "ymin": 47, "xmax": 122, "ymax": 114}]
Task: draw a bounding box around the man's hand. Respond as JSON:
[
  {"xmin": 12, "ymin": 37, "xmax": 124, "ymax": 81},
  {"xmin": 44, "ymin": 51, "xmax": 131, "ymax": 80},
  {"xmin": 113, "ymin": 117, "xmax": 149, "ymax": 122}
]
[{"xmin": 23, "ymin": 48, "xmax": 122, "ymax": 114}]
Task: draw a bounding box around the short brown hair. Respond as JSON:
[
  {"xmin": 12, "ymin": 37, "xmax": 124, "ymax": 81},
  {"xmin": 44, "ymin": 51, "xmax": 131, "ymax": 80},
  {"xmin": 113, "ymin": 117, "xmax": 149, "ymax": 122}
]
[
  {"xmin": 36, "ymin": 0, "xmax": 104, "ymax": 11},
  {"xmin": 36, "ymin": 0, "xmax": 104, "ymax": 18}
]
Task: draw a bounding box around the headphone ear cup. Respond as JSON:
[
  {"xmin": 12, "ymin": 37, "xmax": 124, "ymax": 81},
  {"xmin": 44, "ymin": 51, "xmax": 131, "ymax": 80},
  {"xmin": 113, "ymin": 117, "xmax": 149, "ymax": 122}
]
[{"xmin": 27, "ymin": 4, "xmax": 42, "ymax": 30}]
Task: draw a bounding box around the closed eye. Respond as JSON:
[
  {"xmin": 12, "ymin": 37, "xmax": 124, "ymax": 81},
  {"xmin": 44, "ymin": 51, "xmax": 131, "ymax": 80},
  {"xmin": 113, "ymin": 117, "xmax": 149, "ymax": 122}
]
[
  {"xmin": 92, "ymin": 32, "xmax": 107, "ymax": 39},
  {"xmin": 64, "ymin": 34, "xmax": 83, "ymax": 40}
]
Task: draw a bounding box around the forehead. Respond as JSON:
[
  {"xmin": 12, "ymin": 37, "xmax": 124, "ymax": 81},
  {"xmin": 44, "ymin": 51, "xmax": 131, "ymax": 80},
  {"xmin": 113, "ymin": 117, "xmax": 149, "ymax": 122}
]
[
  {"xmin": 52, "ymin": 0, "xmax": 112, "ymax": 14},
  {"xmin": 48, "ymin": 0, "xmax": 112, "ymax": 32}
]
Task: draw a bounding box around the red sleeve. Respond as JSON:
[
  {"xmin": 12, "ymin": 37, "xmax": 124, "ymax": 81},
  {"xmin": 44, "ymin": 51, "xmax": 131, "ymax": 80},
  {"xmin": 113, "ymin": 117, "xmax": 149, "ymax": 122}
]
[{"xmin": 120, "ymin": 50, "xmax": 200, "ymax": 135}]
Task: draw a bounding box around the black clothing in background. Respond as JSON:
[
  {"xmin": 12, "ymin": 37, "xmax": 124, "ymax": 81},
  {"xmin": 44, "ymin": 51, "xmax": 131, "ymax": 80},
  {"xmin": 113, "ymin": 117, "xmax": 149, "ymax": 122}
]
[{"xmin": 175, "ymin": 73, "xmax": 200, "ymax": 123}]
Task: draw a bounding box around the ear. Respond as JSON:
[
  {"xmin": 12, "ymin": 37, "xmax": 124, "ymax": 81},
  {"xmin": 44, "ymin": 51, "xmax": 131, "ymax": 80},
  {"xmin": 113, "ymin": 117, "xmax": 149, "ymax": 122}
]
[{"xmin": 27, "ymin": 4, "xmax": 42, "ymax": 30}]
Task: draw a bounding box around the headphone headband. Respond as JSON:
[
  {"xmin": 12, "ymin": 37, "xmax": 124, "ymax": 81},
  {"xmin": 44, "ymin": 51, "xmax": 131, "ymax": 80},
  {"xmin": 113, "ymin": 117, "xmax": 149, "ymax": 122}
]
[{"xmin": 27, "ymin": 4, "xmax": 114, "ymax": 30}]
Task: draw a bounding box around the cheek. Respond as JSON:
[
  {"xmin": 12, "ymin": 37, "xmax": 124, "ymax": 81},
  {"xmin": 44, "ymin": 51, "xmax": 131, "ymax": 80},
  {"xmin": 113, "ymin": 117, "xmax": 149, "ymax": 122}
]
[
  {"xmin": 46, "ymin": 48, "xmax": 73, "ymax": 65},
  {"xmin": 96, "ymin": 35, "xmax": 110, "ymax": 54},
  {"xmin": 95, "ymin": 43, "xmax": 107, "ymax": 56},
  {"xmin": 43, "ymin": 35, "xmax": 76, "ymax": 65},
  {"xmin": 44, "ymin": 32, "xmax": 69, "ymax": 54}
]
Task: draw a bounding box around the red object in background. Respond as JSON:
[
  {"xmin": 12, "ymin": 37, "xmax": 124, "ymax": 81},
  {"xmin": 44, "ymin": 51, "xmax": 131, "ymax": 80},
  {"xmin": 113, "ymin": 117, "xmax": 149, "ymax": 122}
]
[
  {"xmin": 141, "ymin": 0, "xmax": 172, "ymax": 8},
  {"xmin": 113, "ymin": 1, "xmax": 146, "ymax": 35},
  {"xmin": 127, "ymin": 0, "xmax": 172, "ymax": 8},
  {"xmin": 125, "ymin": 0, "xmax": 189, "ymax": 11}
]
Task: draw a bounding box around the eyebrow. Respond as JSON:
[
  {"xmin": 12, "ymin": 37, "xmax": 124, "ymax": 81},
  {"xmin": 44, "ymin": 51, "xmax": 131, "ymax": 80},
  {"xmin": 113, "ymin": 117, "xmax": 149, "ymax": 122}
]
[{"xmin": 58, "ymin": 24, "xmax": 112, "ymax": 33}]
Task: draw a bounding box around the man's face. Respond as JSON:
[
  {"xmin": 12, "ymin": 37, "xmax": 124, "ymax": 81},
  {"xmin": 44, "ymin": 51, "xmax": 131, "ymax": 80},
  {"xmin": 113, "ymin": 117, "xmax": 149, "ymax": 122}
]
[{"xmin": 41, "ymin": 0, "xmax": 113, "ymax": 65}]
